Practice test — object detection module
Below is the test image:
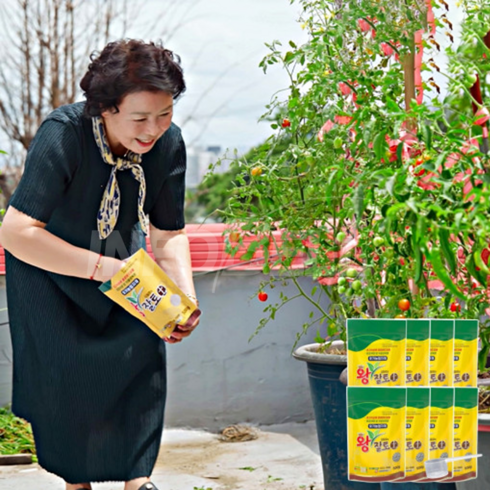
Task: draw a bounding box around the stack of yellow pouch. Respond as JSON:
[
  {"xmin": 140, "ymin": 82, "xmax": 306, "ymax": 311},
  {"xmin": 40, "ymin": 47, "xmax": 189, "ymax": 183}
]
[{"xmin": 347, "ymin": 318, "xmax": 479, "ymax": 484}]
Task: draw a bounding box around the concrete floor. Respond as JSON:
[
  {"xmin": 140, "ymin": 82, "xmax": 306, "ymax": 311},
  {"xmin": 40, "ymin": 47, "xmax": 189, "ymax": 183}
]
[{"xmin": 0, "ymin": 422, "xmax": 324, "ymax": 490}]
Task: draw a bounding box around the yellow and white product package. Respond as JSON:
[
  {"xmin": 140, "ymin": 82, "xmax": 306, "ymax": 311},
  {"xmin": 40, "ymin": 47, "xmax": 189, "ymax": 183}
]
[
  {"xmin": 347, "ymin": 387, "xmax": 406, "ymax": 482},
  {"xmin": 445, "ymin": 388, "xmax": 478, "ymax": 482},
  {"xmin": 419, "ymin": 387, "xmax": 454, "ymax": 482},
  {"xmin": 454, "ymin": 320, "xmax": 478, "ymax": 387},
  {"xmin": 347, "ymin": 319, "xmax": 406, "ymax": 387},
  {"xmin": 397, "ymin": 388, "xmax": 430, "ymax": 482},
  {"xmin": 406, "ymin": 319, "xmax": 430, "ymax": 387},
  {"xmin": 99, "ymin": 249, "xmax": 200, "ymax": 338},
  {"xmin": 430, "ymin": 320, "xmax": 454, "ymax": 387}
]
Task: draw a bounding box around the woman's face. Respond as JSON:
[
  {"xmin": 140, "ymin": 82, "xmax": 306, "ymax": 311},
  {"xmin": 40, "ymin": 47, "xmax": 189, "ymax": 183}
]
[{"xmin": 101, "ymin": 90, "xmax": 174, "ymax": 155}]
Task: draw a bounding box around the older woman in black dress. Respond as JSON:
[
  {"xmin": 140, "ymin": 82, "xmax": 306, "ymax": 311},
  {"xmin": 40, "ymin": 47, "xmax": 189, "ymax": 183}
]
[{"xmin": 0, "ymin": 39, "xmax": 199, "ymax": 490}]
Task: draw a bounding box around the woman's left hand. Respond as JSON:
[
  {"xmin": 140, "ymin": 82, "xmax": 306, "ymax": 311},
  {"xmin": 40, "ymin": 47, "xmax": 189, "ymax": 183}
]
[{"xmin": 164, "ymin": 308, "xmax": 201, "ymax": 344}]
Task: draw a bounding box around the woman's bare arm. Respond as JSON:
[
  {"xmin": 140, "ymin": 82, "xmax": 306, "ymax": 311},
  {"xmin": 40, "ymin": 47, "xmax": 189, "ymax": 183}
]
[
  {"xmin": 0, "ymin": 206, "xmax": 122, "ymax": 282},
  {"xmin": 150, "ymin": 223, "xmax": 199, "ymax": 343}
]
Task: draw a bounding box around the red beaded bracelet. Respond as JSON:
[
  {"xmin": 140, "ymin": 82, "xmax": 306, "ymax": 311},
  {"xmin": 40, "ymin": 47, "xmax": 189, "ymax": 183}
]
[{"xmin": 90, "ymin": 254, "xmax": 102, "ymax": 280}]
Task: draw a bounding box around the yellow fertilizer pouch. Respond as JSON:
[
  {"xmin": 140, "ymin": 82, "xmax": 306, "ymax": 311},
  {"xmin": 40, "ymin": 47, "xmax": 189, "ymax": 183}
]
[
  {"xmin": 445, "ymin": 388, "xmax": 478, "ymax": 482},
  {"xmin": 348, "ymin": 319, "xmax": 406, "ymax": 387},
  {"xmin": 419, "ymin": 387, "xmax": 454, "ymax": 482},
  {"xmin": 406, "ymin": 320, "xmax": 430, "ymax": 387},
  {"xmin": 430, "ymin": 320, "xmax": 454, "ymax": 387},
  {"xmin": 347, "ymin": 387, "xmax": 406, "ymax": 482},
  {"xmin": 397, "ymin": 388, "xmax": 430, "ymax": 482},
  {"xmin": 454, "ymin": 320, "xmax": 478, "ymax": 387},
  {"xmin": 99, "ymin": 249, "xmax": 200, "ymax": 338}
]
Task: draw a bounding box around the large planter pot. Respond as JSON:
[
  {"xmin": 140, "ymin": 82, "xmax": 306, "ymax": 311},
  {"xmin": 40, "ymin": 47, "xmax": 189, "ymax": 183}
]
[
  {"xmin": 294, "ymin": 342, "xmax": 459, "ymax": 490},
  {"xmin": 293, "ymin": 342, "xmax": 379, "ymax": 490}
]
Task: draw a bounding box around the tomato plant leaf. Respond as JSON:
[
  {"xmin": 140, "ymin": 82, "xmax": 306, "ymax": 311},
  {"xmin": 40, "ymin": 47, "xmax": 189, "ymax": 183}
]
[
  {"xmin": 354, "ymin": 183, "xmax": 366, "ymax": 219},
  {"xmin": 428, "ymin": 247, "xmax": 465, "ymax": 300},
  {"xmin": 328, "ymin": 323, "xmax": 338, "ymax": 336},
  {"xmin": 422, "ymin": 124, "xmax": 432, "ymax": 151},
  {"xmin": 465, "ymin": 252, "xmax": 487, "ymax": 286},
  {"xmin": 374, "ymin": 132, "xmax": 387, "ymax": 160},
  {"xmin": 439, "ymin": 228, "xmax": 457, "ymax": 275},
  {"xmin": 414, "ymin": 243, "xmax": 423, "ymax": 284}
]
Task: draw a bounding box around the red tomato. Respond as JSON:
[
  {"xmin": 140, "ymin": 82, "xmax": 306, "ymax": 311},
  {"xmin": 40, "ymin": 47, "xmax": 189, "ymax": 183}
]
[
  {"xmin": 413, "ymin": 157, "xmax": 426, "ymax": 177},
  {"xmin": 398, "ymin": 299, "xmax": 410, "ymax": 311},
  {"xmin": 229, "ymin": 231, "xmax": 240, "ymax": 242},
  {"xmin": 282, "ymin": 119, "xmax": 291, "ymax": 128},
  {"xmin": 258, "ymin": 292, "xmax": 268, "ymax": 302},
  {"xmin": 450, "ymin": 302, "xmax": 461, "ymax": 312}
]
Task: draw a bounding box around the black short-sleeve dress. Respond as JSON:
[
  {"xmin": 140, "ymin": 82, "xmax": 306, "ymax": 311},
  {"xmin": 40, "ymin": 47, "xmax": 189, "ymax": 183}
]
[{"xmin": 5, "ymin": 102, "xmax": 186, "ymax": 483}]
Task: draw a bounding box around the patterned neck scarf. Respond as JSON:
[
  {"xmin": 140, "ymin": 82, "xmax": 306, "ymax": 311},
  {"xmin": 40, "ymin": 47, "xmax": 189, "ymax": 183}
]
[{"xmin": 92, "ymin": 116, "xmax": 148, "ymax": 240}]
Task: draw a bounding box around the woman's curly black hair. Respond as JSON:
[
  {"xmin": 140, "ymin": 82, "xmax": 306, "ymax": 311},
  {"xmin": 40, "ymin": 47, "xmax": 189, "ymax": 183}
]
[{"xmin": 80, "ymin": 39, "xmax": 186, "ymax": 117}]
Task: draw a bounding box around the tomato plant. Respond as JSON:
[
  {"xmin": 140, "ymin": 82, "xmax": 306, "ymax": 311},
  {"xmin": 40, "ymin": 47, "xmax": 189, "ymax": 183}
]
[{"xmin": 220, "ymin": 0, "xmax": 490, "ymax": 367}]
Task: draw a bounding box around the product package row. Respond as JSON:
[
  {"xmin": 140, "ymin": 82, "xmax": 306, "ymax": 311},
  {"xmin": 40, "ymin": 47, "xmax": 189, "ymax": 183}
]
[
  {"xmin": 347, "ymin": 387, "xmax": 478, "ymax": 483},
  {"xmin": 347, "ymin": 318, "xmax": 478, "ymax": 387}
]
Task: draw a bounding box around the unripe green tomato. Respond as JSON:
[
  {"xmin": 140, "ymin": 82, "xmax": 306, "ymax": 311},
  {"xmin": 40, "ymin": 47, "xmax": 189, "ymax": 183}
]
[
  {"xmin": 338, "ymin": 286, "xmax": 346, "ymax": 295},
  {"xmin": 345, "ymin": 288, "xmax": 354, "ymax": 297},
  {"xmin": 384, "ymin": 248, "xmax": 394, "ymax": 259},
  {"xmin": 336, "ymin": 231, "xmax": 346, "ymax": 242},
  {"xmin": 334, "ymin": 137, "xmax": 343, "ymax": 149},
  {"xmin": 338, "ymin": 277, "xmax": 347, "ymax": 286},
  {"xmin": 346, "ymin": 268, "xmax": 358, "ymax": 278},
  {"xmin": 352, "ymin": 280, "xmax": 362, "ymax": 291},
  {"xmin": 373, "ymin": 236, "xmax": 385, "ymax": 247},
  {"xmin": 464, "ymin": 73, "xmax": 477, "ymax": 87}
]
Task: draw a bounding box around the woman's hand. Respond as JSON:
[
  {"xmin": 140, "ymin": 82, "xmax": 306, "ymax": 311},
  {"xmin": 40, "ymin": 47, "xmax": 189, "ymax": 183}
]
[{"xmin": 164, "ymin": 306, "xmax": 201, "ymax": 344}]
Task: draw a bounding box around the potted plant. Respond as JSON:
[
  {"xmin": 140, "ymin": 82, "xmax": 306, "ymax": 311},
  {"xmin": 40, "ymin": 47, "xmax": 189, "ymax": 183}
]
[{"xmin": 219, "ymin": 0, "xmax": 490, "ymax": 488}]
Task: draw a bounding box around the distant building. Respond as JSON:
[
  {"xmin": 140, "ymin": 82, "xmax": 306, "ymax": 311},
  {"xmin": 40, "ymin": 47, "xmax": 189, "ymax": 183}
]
[
  {"xmin": 186, "ymin": 145, "xmax": 223, "ymax": 189},
  {"xmin": 185, "ymin": 145, "xmax": 250, "ymax": 189}
]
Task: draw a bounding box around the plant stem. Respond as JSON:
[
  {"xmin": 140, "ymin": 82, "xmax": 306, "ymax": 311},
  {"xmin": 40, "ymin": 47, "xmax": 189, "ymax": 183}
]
[{"xmin": 291, "ymin": 276, "xmax": 330, "ymax": 319}]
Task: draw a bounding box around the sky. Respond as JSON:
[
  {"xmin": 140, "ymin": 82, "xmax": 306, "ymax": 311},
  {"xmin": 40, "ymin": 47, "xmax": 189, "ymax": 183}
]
[
  {"xmin": 119, "ymin": 0, "xmax": 465, "ymax": 153},
  {"xmin": 131, "ymin": 0, "xmax": 308, "ymax": 153},
  {"xmin": 0, "ymin": 0, "xmax": 466, "ymax": 156}
]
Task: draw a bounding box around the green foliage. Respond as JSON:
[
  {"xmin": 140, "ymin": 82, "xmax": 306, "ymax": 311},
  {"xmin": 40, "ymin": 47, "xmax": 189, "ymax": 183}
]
[
  {"xmin": 219, "ymin": 0, "xmax": 490, "ymax": 359},
  {"xmin": 192, "ymin": 137, "xmax": 293, "ymax": 222},
  {"xmin": 0, "ymin": 407, "xmax": 37, "ymax": 461},
  {"xmin": 191, "ymin": 163, "xmax": 241, "ymax": 222},
  {"xmin": 267, "ymin": 475, "xmax": 284, "ymax": 482}
]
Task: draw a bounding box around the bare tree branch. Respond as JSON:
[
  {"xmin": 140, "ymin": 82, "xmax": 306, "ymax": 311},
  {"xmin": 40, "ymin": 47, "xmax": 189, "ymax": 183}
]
[{"xmin": 0, "ymin": 0, "xmax": 241, "ymax": 197}]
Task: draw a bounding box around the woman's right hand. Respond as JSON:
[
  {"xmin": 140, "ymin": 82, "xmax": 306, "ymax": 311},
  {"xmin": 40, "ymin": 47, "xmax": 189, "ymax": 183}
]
[{"xmin": 93, "ymin": 256, "xmax": 126, "ymax": 283}]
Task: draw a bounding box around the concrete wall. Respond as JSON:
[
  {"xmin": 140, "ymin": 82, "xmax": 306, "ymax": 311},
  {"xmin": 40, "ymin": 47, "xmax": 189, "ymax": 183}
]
[
  {"xmin": 0, "ymin": 272, "xmax": 326, "ymax": 430},
  {"xmin": 0, "ymin": 278, "xmax": 10, "ymax": 408}
]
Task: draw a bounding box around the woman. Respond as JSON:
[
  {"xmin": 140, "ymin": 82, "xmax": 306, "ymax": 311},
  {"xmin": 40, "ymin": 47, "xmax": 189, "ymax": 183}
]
[{"xmin": 0, "ymin": 39, "xmax": 199, "ymax": 490}]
